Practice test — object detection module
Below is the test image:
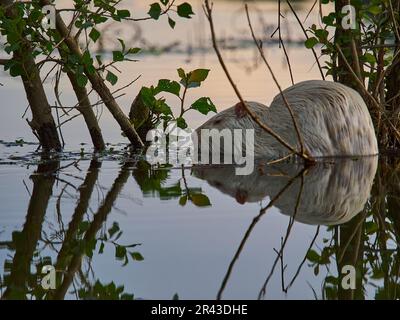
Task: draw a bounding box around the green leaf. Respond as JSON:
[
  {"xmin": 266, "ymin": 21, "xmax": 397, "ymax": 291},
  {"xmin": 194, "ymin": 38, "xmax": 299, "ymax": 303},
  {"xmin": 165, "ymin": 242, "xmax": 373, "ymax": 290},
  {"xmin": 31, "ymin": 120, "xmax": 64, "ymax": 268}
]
[
  {"xmin": 176, "ymin": 117, "xmax": 188, "ymax": 129},
  {"xmin": 179, "ymin": 195, "xmax": 188, "ymax": 206},
  {"xmin": 191, "ymin": 97, "xmax": 217, "ymax": 115},
  {"xmin": 314, "ymin": 29, "xmax": 328, "ymax": 42},
  {"xmin": 314, "ymin": 265, "xmax": 319, "ymax": 276},
  {"xmin": 191, "ymin": 194, "xmax": 211, "ymax": 207},
  {"xmin": 89, "ymin": 28, "xmax": 101, "ymax": 42},
  {"xmin": 363, "ymin": 53, "xmax": 375, "ymax": 64},
  {"xmin": 177, "ymin": 3, "xmax": 194, "ymax": 18},
  {"xmin": 130, "ymin": 252, "xmax": 144, "ymax": 261},
  {"xmin": 305, "ymin": 37, "xmax": 319, "ymax": 49},
  {"xmin": 128, "ymin": 47, "xmax": 141, "ymax": 54},
  {"xmin": 157, "ymin": 79, "xmax": 180, "ymax": 96},
  {"xmin": 365, "ymin": 221, "xmax": 379, "ymax": 235},
  {"xmin": 168, "ymin": 17, "xmax": 176, "ymax": 29},
  {"xmin": 95, "ymin": 55, "xmax": 103, "ymax": 66},
  {"xmin": 118, "ymin": 38, "xmax": 126, "ymax": 51},
  {"xmin": 98, "ymin": 242, "xmax": 105, "ymax": 254},
  {"xmin": 160, "ymin": 0, "xmax": 169, "ymax": 5},
  {"xmin": 148, "ymin": 3, "xmax": 162, "ymax": 20},
  {"xmin": 154, "ymin": 100, "xmax": 173, "ymax": 115},
  {"xmin": 177, "ymin": 68, "xmax": 186, "ymax": 80},
  {"xmin": 106, "ymin": 71, "xmax": 118, "ymax": 85},
  {"xmin": 108, "ymin": 222, "xmax": 120, "ymax": 238},
  {"xmin": 92, "ymin": 14, "xmax": 108, "ymax": 24},
  {"xmin": 112, "ymin": 50, "xmax": 124, "ymax": 62},
  {"xmin": 117, "ymin": 9, "xmax": 131, "ymax": 18},
  {"xmin": 9, "ymin": 64, "xmax": 23, "ymax": 77},
  {"xmin": 115, "ymin": 245, "xmax": 126, "ymax": 260},
  {"xmin": 306, "ymin": 249, "xmax": 320, "ymax": 263},
  {"xmin": 322, "ymin": 13, "xmax": 335, "ymax": 26},
  {"xmin": 121, "ymin": 293, "xmax": 134, "ymax": 300},
  {"xmin": 140, "ymin": 86, "xmax": 157, "ymax": 107},
  {"xmin": 76, "ymin": 73, "xmax": 88, "ymax": 87},
  {"xmin": 82, "ymin": 50, "xmax": 93, "ymax": 66},
  {"xmin": 368, "ymin": 5, "xmax": 381, "ymax": 15},
  {"xmin": 188, "ymin": 69, "xmax": 209, "ymax": 83}
]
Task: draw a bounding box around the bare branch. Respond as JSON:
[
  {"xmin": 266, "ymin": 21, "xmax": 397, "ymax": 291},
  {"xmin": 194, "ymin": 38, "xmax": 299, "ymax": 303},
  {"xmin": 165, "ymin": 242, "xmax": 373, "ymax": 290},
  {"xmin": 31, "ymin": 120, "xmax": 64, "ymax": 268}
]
[
  {"xmin": 245, "ymin": 4, "xmax": 307, "ymax": 159},
  {"xmin": 203, "ymin": 0, "xmax": 313, "ymax": 163}
]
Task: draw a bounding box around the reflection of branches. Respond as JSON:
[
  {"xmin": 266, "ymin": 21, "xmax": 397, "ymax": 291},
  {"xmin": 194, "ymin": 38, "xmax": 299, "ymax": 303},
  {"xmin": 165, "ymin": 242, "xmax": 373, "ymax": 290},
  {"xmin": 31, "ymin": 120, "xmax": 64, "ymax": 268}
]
[
  {"xmin": 1, "ymin": 159, "xmax": 59, "ymax": 300},
  {"xmin": 51, "ymin": 162, "xmax": 132, "ymax": 300},
  {"xmin": 54, "ymin": 161, "xmax": 102, "ymax": 273},
  {"xmin": 203, "ymin": 0, "xmax": 313, "ymax": 163},
  {"xmin": 258, "ymin": 172, "xmax": 304, "ymax": 299},
  {"xmin": 284, "ymin": 226, "xmax": 320, "ymax": 292},
  {"xmin": 216, "ymin": 167, "xmax": 306, "ymax": 300}
]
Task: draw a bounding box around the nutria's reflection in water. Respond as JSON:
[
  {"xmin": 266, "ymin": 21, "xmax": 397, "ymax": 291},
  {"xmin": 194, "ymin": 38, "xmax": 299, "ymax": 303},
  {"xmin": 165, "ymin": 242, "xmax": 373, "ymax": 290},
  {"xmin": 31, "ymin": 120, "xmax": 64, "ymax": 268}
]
[{"xmin": 193, "ymin": 157, "xmax": 378, "ymax": 226}]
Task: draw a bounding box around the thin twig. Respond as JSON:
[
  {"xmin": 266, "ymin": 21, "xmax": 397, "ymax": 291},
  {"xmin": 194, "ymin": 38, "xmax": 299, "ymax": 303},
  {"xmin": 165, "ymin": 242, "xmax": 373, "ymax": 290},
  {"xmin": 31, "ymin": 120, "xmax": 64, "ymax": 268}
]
[
  {"xmin": 216, "ymin": 167, "xmax": 306, "ymax": 300},
  {"xmin": 258, "ymin": 172, "xmax": 304, "ymax": 299},
  {"xmin": 245, "ymin": 4, "xmax": 307, "ymax": 158},
  {"xmin": 285, "ymin": 0, "xmax": 325, "ymax": 80},
  {"xmin": 203, "ymin": 0, "xmax": 312, "ymax": 163}
]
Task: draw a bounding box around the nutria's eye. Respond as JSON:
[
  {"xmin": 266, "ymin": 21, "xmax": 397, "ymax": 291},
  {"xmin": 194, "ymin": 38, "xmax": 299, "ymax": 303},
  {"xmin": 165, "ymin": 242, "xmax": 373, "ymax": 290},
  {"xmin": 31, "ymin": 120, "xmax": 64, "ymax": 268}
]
[{"xmin": 214, "ymin": 119, "xmax": 222, "ymax": 125}]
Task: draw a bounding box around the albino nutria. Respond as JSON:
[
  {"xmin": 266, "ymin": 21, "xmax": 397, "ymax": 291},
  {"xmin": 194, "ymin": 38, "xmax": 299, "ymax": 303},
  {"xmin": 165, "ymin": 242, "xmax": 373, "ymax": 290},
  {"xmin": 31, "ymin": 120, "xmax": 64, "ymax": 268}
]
[{"xmin": 196, "ymin": 80, "xmax": 378, "ymax": 159}]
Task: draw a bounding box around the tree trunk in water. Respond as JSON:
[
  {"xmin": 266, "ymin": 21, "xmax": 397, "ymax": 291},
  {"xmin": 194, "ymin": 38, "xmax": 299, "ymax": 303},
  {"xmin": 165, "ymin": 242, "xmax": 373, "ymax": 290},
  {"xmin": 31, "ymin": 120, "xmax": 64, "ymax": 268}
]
[
  {"xmin": 66, "ymin": 71, "xmax": 106, "ymax": 151},
  {"xmin": 337, "ymin": 212, "xmax": 365, "ymax": 300},
  {"xmin": 1, "ymin": 0, "xmax": 61, "ymax": 151},
  {"xmin": 129, "ymin": 92, "xmax": 153, "ymax": 143},
  {"xmin": 334, "ymin": 0, "xmax": 364, "ymax": 90},
  {"xmin": 385, "ymin": 0, "xmax": 400, "ymax": 149},
  {"xmin": 39, "ymin": 0, "xmax": 144, "ymax": 148},
  {"xmin": 1, "ymin": 159, "xmax": 59, "ymax": 299}
]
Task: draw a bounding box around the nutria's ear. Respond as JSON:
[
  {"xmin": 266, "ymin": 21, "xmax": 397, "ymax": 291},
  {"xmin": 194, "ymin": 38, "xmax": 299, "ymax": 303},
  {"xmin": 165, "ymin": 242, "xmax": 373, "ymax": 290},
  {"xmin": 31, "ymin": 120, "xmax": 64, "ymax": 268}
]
[{"xmin": 234, "ymin": 102, "xmax": 247, "ymax": 119}]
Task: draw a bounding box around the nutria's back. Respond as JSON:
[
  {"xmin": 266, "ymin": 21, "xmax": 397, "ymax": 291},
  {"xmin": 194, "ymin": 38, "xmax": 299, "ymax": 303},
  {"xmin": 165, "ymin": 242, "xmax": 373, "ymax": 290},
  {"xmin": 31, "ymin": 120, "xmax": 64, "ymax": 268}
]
[{"xmin": 196, "ymin": 80, "xmax": 378, "ymax": 158}]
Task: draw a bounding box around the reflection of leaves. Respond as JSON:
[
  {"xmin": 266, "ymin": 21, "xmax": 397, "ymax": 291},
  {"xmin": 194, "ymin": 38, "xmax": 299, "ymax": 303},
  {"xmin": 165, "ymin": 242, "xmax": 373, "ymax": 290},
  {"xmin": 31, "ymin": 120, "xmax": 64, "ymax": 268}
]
[
  {"xmin": 158, "ymin": 183, "xmax": 182, "ymax": 199},
  {"xmin": 306, "ymin": 250, "xmax": 320, "ymax": 263},
  {"xmin": 108, "ymin": 222, "xmax": 120, "ymax": 239},
  {"xmin": 130, "ymin": 252, "xmax": 144, "ymax": 261},
  {"xmin": 191, "ymin": 194, "xmax": 211, "ymax": 207},
  {"xmin": 133, "ymin": 161, "xmax": 212, "ymax": 207},
  {"xmin": 115, "ymin": 245, "xmax": 127, "ymax": 260},
  {"xmin": 179, "ymin": 195, "xmax": 188, "ymax": 206},
  {"xmin": 133, "ymin": 161, "xmax": 171, "ymax": 198},
  {"xmin": 93, "ymin": 222, "xmax": 144, "ymax": 267}
]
